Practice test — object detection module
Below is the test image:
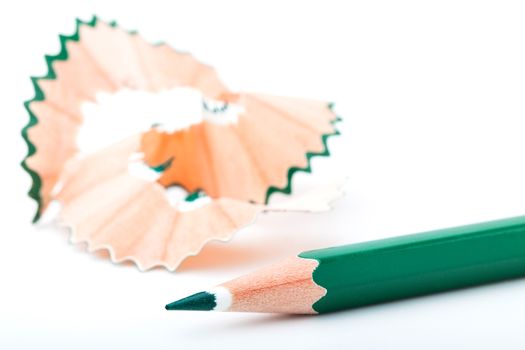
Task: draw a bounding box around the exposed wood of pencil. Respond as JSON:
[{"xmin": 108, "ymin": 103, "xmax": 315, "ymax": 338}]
[{"xmin": 223, "ymin": 256, "xmax": 326, "ymax": 314}]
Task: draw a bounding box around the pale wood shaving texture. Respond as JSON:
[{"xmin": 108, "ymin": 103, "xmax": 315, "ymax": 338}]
[
  {"xmin": 26, "ymin": 20, "xmax": 230, "ymax": 214},
  {"xmin": 141, "ymin": 93, "xmax": 335, "ymax": 203},
  {"xmin": 56, "ymin": 136, "xmax": 262, "ymax": 270}
]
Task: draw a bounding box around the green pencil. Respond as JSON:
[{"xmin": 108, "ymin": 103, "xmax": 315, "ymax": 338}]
[{"xmin": 166, "ymin": 215, "xmax": 525, "ymax": 314}]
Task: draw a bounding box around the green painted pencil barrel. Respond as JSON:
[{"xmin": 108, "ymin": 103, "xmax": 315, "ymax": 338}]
[{"xmin": 300, "ymin": 216, "xmax": 525, "ymax": 313}]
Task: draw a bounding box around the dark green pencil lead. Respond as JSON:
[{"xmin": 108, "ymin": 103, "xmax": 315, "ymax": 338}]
[{"xmin": 165, "ymin": 291, "xmax": 216, "ymax": 311}]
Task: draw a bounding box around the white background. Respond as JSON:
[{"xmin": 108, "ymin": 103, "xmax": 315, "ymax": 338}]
[{"xmin": 2, "ymin": 0, "xmax": 525, "ymax": 349}]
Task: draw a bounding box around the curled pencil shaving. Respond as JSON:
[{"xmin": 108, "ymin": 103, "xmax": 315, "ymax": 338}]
[
  {"xmin": 55, "ymin": 135, "xmax": 345, "ymax": 271},
  {"xmin": 24, "ymin": 18, "xmax": 229, "ymax": 219},
  {"xmin": 22, "ymin": 17, "xmax": 343, "ymax": 270}
]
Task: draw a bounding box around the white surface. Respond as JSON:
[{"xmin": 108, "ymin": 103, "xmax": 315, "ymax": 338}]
[{"xmin": 2, "ymin": 0, "xmax": 525, "ymax": 349}]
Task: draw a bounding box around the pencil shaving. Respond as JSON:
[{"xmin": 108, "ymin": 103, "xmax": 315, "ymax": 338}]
[
  {"xmin": 22, "ymin": 16, "xmax": 342, "ymax": 270},
  {"xmin": 55, "ymin": 135, "xmax": 261, "ymax": 271}
]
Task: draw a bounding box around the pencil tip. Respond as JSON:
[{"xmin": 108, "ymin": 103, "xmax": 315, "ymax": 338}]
[{"xmin": 165, "ymin": 291, "xmax": 216, "ymax": 311}]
